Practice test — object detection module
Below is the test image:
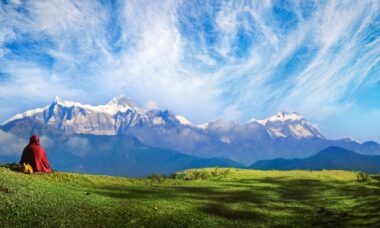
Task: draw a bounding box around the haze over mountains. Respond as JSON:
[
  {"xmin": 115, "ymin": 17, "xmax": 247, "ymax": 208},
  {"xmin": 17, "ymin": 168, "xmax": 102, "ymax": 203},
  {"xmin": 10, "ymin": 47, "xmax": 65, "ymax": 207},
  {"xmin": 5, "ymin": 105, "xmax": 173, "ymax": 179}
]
[
  {"xmin": 1, "ymin": 95, "xmax": 379, "ymax": 176},
  {"xmin": 250, "ymin": 147, "xmax": 380, "ymax": 173}
]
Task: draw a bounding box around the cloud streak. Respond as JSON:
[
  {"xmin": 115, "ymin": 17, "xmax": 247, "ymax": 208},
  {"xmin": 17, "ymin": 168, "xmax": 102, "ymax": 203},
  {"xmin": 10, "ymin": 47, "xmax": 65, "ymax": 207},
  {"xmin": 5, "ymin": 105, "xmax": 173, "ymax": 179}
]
[{"xmin": 0, "ymin": 0, "xmax": 379, "ymax": 140}]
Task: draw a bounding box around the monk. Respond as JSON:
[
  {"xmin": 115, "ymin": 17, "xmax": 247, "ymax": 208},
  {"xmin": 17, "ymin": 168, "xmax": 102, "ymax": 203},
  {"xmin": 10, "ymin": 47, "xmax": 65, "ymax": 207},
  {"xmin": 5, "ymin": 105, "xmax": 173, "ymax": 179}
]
[{"xmin": 20, "ymin": 134, "xmax": 51, "ymax": 173}]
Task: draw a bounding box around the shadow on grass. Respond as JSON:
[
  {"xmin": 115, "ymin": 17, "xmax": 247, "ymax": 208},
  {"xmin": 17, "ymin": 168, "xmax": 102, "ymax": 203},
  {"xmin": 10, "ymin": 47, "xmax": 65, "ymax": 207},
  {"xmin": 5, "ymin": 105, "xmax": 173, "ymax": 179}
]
[
  {"xmin": 94, "ymin": 184, "xmax": 269, "ymax": 222},
  {"xmin": 91, "ymin": 176, "xmax": 380, "ymax": 226},
  {"xmin": 1, "ymin": 163, "xmax": 23, "ymax": 172},
  {"xmin": 332, "ymin": 175, "xmax": 380, "ymax": 227},
  {"xmin": 0, "ymin": 185, "xmax": 12, "ymax": 193},
  {"xmin": 200, "ymin": 203, "xmax": 264, "ymax": 221}
]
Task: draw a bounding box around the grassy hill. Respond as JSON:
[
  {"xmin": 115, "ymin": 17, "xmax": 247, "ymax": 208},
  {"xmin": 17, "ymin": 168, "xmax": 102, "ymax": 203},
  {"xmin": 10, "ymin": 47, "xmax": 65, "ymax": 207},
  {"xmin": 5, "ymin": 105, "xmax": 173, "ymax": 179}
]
[{"xmin": 1, "ymin": 167, "xmax": 379, "ymax": 227}]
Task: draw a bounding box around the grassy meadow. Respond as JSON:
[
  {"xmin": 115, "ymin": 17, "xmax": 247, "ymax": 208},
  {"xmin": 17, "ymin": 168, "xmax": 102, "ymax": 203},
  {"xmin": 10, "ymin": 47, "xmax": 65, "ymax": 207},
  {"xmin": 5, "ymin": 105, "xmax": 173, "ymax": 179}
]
[{"xmin": 1, "ymin": 166, "xmax": 379, "ymax": 227}]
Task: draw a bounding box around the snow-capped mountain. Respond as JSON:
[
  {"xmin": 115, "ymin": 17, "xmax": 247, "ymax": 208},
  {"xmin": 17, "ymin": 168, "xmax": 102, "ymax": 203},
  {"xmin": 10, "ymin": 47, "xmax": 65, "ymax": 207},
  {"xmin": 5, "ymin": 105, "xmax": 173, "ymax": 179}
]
[
  {"xmin": 1, "ymin": 95, "xmax": 379, "ymax": 165},
  {"xmin": 1, "ymin": 96, "xmax": 323, "ymax": 140},
  {"xmin": 249, "ymin": 112, "xmax": 325, "ymax": 140},
  {"xmin": 2, "ymin": 95, "xmax": 187, "ymax": 135}
]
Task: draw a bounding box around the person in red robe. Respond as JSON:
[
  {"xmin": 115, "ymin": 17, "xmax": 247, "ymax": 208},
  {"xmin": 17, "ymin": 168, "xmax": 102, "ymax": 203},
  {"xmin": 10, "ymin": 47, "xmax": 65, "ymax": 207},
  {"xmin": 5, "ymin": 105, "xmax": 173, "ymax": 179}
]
[{"xmin": 20, "ymin": 134, "xmax": 51, "ymax": 173}]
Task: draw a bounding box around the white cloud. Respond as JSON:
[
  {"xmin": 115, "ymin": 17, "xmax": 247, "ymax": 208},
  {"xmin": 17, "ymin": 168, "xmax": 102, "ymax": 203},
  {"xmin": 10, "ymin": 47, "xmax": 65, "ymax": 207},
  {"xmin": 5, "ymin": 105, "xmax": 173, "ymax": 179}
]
[
  {"xmin": 195, "ymin": 54, "xmax": 217, "ymax": 66},
  {"xmin": 208, "ymin": 0, "xmax": 379, "ymax": 121},
  {"xmin": 220, "ymin": 104, "xmax": 242, "ymax": 121},
  {"xmin": 0, "ymin": 0, "xmax": 378, "ymax": 134},
  {"xmin": 144, "ymin": 100, "xmax": 159, "ymax": 110},
  {"xmin": 67, "ymin": 137, "xmax": 90, "ymax": 157},
  {"xmin": 0, "ymin": 61, "xmax": 88, "ymax": 110},
  {"xmin": 0, "ymin": 130, "xmax": 25, "ymax": 156},
  {"xmin": 39, "ymin": 135, "xmax": 54, "ymax": 148}
]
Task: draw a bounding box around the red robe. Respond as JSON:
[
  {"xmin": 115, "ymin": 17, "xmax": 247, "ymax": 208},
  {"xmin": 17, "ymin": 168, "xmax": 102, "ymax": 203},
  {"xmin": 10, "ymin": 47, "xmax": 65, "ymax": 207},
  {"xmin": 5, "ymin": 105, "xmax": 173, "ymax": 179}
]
[{"xmin": 20, "ymin": 134, "xmax": 51, "ymax": 173}]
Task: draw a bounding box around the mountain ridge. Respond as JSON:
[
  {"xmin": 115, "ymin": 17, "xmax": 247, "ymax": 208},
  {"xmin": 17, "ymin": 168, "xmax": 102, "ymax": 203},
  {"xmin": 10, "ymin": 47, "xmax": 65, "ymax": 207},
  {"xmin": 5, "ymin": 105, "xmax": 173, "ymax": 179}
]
[
  {"xmin": 250, "ymin": 146, "xmax": 380, "ymax": 173},
  {"xmin": 2, "ymin": 96, "xmax": 326, "ymax": 140},
  {"xmin": 1, "ymin": 95, "xmax": 379, "ymax": 165}
]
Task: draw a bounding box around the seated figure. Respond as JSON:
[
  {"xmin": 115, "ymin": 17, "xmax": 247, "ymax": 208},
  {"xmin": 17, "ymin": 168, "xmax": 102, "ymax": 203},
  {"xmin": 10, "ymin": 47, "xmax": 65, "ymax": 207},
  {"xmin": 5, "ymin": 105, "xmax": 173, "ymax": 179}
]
[{"xmin": 20, "ymin": 134, "xmax": 51, "ymax": 173}]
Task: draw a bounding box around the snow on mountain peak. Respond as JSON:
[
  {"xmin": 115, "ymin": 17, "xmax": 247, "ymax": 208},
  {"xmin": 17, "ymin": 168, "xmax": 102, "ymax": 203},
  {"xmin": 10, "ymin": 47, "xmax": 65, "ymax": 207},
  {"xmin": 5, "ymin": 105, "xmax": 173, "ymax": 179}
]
[
  {"xmin": 175, "ymin": 115, "xmax": 192, "ymax": 125},
  {"xmin": 266, "ymin": 111, "xmax": 303, "ymax": 123},
  {"xmin": 107, "ymin": 95, "xmax": 133, "ymax": 107},
  {"xmin": 2, "ymin": 96, "xmax": 141, "ymax": 126},
  {"xmin": 196, "ymin": 122, "xmax": 209, "ymax": 129},
  {"xmin": 54, "ymin": 95, "xmax": 145, "ymax": 114},
  {"xmin": 54, "ymin": 96, "xmax": 82, "ymax": 108},
  {"xmin": 340, "ymin": 137, "xmax": 359, "ymax": 143},
  {"xmin": 106, "ymin": 95, "xmax": 145, "ymax": 114},
  {"xmin": 248, "ymin": 112, "xmax": 303, "ymax": 125},
  {"xmin": 2, "ymin": 106, "xmax": 49, "ymax": 125},
  {"xmin": 2, "ymin": 96, "xmax": 325, "ymax": 141},
  {"xmin": 248, "ymin": 111, "xmax": 324, "ymax": 140},
  {"xmin": 1, "ymin": 95, "xmax": 195, "ymax": 135}
]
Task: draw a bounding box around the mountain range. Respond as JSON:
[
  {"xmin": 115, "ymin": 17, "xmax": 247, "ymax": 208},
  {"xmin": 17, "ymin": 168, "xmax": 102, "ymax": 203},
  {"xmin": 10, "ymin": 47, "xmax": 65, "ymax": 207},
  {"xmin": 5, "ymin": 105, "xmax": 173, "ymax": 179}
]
[{"xmin": 0, "ymin": 95, "xmax": 379, "ymax": 176}]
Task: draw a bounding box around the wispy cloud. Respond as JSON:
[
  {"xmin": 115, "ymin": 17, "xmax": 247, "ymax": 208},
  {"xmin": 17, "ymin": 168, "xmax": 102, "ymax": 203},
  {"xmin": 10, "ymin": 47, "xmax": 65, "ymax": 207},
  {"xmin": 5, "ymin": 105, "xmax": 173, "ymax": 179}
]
[{"xmin": 0, "ymin": 0, "xmax": 379, "ymax": 140}]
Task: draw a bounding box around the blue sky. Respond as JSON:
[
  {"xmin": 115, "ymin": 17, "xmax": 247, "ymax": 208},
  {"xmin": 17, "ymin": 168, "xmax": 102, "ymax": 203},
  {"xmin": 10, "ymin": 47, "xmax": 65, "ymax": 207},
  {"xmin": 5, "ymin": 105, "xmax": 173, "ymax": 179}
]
[{"xmin": 0, "ymin": 0, "xmax": 379, "ymax": 142}]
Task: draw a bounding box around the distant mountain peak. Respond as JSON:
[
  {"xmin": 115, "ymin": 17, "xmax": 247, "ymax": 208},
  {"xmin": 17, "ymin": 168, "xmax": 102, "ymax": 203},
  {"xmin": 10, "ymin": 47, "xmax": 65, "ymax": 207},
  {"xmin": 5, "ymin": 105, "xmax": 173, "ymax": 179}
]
[
  {"xmin": 107, "ymin": 95, "xmax": 134, "ymax": 107},
  {"xmin": 196, "ymin": 122, "xmax": 209, "ymax": 129},
  {"xmin": 248, "ymin": 111, "xmax": 303, "ymax": 125},
  {"xmin": 2, "ymin": 96, "xmax": 379, "ymax": 166},
  {"xmin": 1, "ymin": 97, "xmax": 323, "ymax": 141},
  {"xmin": 52, "ymin": 95, "xmax": 146, "ymax": 115},
  {"xmin": 105, "ymin": 95, "xmax": 142, "ymax": 114},
  {"xmin": 340, "ymin": 137, "xmax": 359, "ymax": 143},
  {"xmin": 175, "ymin": 115, "xmax": 192, "ymax": 125},
  {"xmin": 53, "ymin": 96, "xmax": 82, "ymax": 108},
  {"xmin": 249, "ymin": 111, "xmax": 324, "ymax": 140},
  {"xmin": 1, "ymin": 95, "xmax": 188, "ymax": 135},
  {"xmin": 250, "ymin": 146, "xmax": 380, "ymax": 173},
  {"xmin": 319, "ymin": 146, "xmax": 352, "ymax": 153},
  {"xmin": 266, "ymin": 111, "xmax": 303, "ymax": 123}
]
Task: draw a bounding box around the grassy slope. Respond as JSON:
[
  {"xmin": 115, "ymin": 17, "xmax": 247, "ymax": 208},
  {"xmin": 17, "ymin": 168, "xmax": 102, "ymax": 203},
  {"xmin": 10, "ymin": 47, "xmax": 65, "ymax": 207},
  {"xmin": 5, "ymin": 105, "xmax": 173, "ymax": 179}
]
[{"xmin": 1, "ymin": 167, "xmax": 379, "ymax": 227}]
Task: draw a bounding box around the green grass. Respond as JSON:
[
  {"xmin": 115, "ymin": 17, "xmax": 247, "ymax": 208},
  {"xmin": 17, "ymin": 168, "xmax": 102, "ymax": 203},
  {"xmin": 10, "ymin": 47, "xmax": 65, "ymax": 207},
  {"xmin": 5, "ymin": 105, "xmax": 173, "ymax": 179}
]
[{"xmin": 1, "ymin": 167, "xmax": 379, "ymax": 227}]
